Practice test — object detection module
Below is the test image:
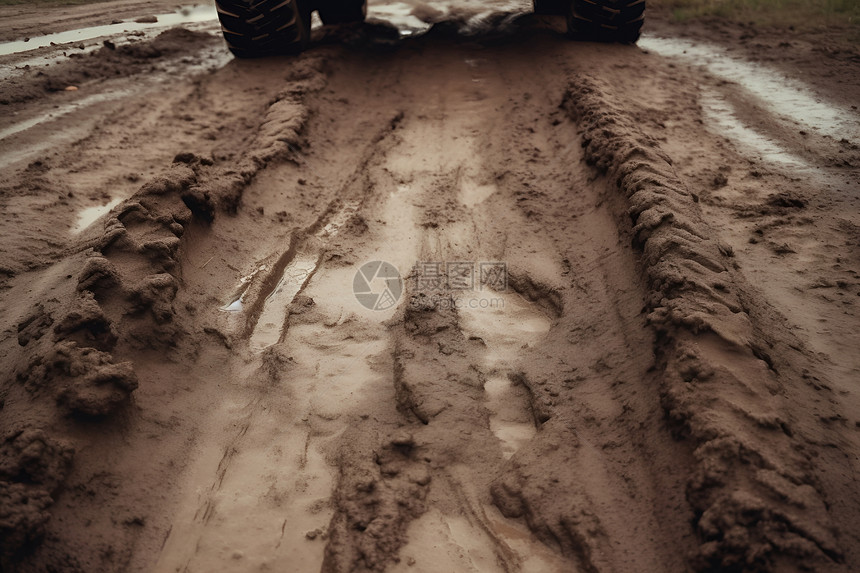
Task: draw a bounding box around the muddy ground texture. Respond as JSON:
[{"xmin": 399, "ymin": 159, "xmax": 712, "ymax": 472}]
[{"xmin": 1, "ymin": 1, "xmax": 859, "ymax": 572}]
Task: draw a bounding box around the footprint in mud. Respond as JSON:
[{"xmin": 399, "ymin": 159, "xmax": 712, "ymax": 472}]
[
  {"xmin": 458, "ymin": 288, "xmax": 551, "ymax": 457},
  {"xmin": 483, "ymin": 375, "xmax": 537, "ymax": 459},
  {"xmin": 460, "ymin": 174, "xmax": 498, "ymax": 208}
]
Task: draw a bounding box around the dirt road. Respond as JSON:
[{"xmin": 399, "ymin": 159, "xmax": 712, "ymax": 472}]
[{"xmin": 1, "ymin": 2, "xmax": 859, "ymax": 572}]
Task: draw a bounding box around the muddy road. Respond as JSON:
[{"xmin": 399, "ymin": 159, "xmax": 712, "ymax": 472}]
[{"xmin": 1, "ymin": 2, "xmax": 860, "ymax": 572}]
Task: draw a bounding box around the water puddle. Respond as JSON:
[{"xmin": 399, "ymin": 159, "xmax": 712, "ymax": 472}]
[
  {"xmin": 70, "ymin": 196, "xmax": 122, "ymax": 234},
  {"xmin": 290, "ymin": 188, "xmax": 420, "ymax": 324},
  {"xmin": 248, "ymin": 253, "xmax": 319, "ymax": 352},
  {"xmin": 221, "ymin": 265, "xmax": 268, "ymax": 313},
  {"xmin": 219, "ymin": 197, "xmax": 363, "ymax": 323},
  {"xmin": 638, "ymin": 35, "xmax": 860, "ymax": 143},
  {"xmin": 220, "ymin": 193, "xmax": 413, "ymax": 352},
  {"xmin": 0, "ymin": 4, "xmax": 217, "ymax": 56},
  {"xmin": 700, "ymin": 89, "xmax": 812, "ymax": 171},
  {"xmin": 458, "ymin": 289, "xmax": 550, "ymax": 456},
  {"xmin": 218, "ymin": 176, "xmax": 420, "ymax": 356},
  {"xmin": 459, "ymin": 289, "xmax": 551, "ymax": 366}
]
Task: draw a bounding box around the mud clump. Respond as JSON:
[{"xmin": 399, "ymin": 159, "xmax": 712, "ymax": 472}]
[
  {"xmin": 16, "ymin": 304, "xmax": 54, "ymax": 347},
  {"xmin": 324, "ymin": 430, "xmax": 431, "ymax": 572},
  {"xmin": 52, "ymin": 291, "xmax": 118, "ymax": 349},
  {"xmin": 0, "ymin": 430, "xmax": 74, "ymax": 562},
  {"xmin": 491, "ymin": 421, "xmax": 608, "ymax": 570},
  {"xmin": 18, "ymin": 342, "xmax": 138, "ymax": 416},
  {"xmin": 1, "ymin": 28, "xmax": 219, "ymax": 105},
  {"xmin": 0, "ymin": 46, "xmax": 323, "ymax": 571},
  {"xmin": 564, "ymin": 75, "xmax": 847, "ymax": 571}
]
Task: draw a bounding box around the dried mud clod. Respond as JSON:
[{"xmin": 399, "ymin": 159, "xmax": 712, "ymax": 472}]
[{"xmin": 564, "ymin": 75, "xmax": 847, "ymax": 570}]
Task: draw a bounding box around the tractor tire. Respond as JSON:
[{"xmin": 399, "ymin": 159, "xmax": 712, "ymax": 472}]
[
  {"xmin": 567, "ymin": 0, "xmax": 645, "ymax": 43},
  {"xmin": 216, "ymin": 0, "xmax": 311, "ymax": 58},
  {"xmin": 317, "ymin": 0, "xmax": 367, "ymax": 25},
  {"xmin": 533, "ymin": 0, "xmax": 570, "ymax": 15}
]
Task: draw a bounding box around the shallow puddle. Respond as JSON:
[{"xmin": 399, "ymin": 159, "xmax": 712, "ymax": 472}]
[
  {"xmin": 483, "ymin": 507, "xmax": 571, "ymax": 572},
  {"xmin": 700, "ymin": 89, "xmax": 812, "ymax": 170},
  {"xmin": 70, "ymin": 196, "xmax": 122, "ymax": 234},
  {"xmin": 221, "ymin": 190, "xmax": 417, "ymax": 351},
  {"xmin": 458, "ymin": 289, "xmax": 551, "ymax": 365},
  {"xmin": 0, "ymin": 5, "xmax": 217, "ymax": 56},
  {"xmin": 249, "ymin": 253, "xmax": 319, "ymax": 352},
  {"xmin": 220, "ymin": 265, "xmax": 268, "ymax": 313},
  {"xmin": 639, "ymin": 35, "xmax": 860, "ymax": 143}
]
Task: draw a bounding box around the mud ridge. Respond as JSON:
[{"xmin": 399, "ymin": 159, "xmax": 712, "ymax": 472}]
[
  {"xmin": 564, "ymin": 75, "xmax": 848, "ymax": 571},
  {"xmin": 0, "ymin": 49, "xmax": 326, "ymax": 568},
  {"xmin": 0, "ymin": 28, "xmax": 221, "ymax": 106}
]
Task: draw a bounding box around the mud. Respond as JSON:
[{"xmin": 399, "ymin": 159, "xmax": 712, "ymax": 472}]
[{"xmin": 1, "ymin": 2, "xmax": 859, "ymax": 572}]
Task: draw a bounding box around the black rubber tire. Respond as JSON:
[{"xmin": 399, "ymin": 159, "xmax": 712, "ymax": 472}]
[
  {"xmin": 216, "ymin": 0, "xmax": 311, "ymax": 58},
  {"xmin": 533, "ymin": 0, "xmax": 570, "ymax": 15},
  {"xmin": 317, "ymin": 0, "xmax": 367, "ymax": 25},
  {"xmin": 566, "ymin": 0, "xmax": 645, "ymax": 43}
]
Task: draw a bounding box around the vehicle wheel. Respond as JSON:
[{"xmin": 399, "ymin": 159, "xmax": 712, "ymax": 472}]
[
  {"xmin": 566, "ymin": 0, "xmax": 645, "ymax": 43},
  {"xmin": 318, "ymin": 0, "xmax": 367, "ymax": 25},
  {"xmin": 216, "ymin": 0, "xmax": 312, "ymax": 58},
  {"xmin": 533, "ymin": 0, "xmax": 570, "ymax": 15}
]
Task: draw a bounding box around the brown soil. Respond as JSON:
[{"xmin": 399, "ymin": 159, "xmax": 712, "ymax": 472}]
[{"xmin": 1, "ymin": 2, "xmax": 859, "ymax": 572}]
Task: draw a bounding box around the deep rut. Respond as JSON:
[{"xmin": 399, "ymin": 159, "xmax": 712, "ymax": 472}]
[
  {"xmin": 151, "ymin": 35, "xmax": 700, "ymax": 571},
  {"xmin": 3, "ymin": 17, "xmax": 859, "ymax": 573}
]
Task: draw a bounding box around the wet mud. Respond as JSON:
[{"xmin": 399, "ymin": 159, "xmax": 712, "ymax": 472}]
[{"xmin": 1, "ymin": 3, "xmax": 859, "ymax": 573}]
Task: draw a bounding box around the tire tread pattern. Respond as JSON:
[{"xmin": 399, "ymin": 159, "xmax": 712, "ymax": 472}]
[
  {"xmin": 567, "ymin": 0, "xmax": 645, "ymax": 43},
  {"xmin": 216, "ymin": 0, "xmax": 309, "ymax": 58}
]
